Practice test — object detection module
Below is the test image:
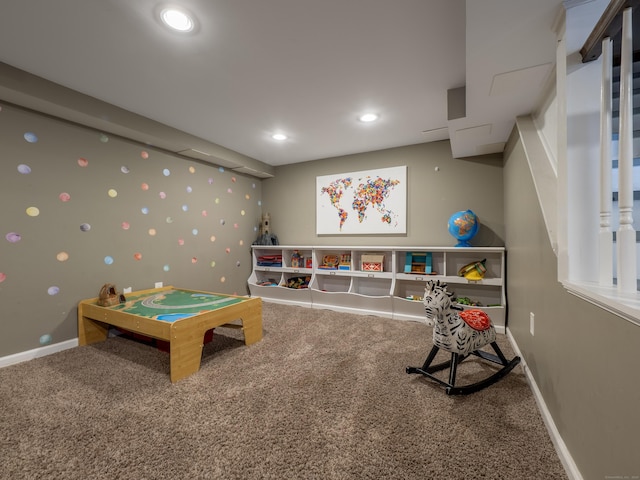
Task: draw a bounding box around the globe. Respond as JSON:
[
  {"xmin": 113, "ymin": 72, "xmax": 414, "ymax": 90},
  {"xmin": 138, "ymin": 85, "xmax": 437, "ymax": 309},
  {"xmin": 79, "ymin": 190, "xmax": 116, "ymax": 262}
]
[{"xmin": 448, "ymin": 210, "xmax": 479, "ymax": 247}]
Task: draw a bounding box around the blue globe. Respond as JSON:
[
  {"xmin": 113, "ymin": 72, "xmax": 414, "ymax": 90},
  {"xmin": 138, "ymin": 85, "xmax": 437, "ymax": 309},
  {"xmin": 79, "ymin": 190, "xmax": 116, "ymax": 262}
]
[{"xmin": 448, "ymin": 210, "xmax": 479, "ymax": 247}]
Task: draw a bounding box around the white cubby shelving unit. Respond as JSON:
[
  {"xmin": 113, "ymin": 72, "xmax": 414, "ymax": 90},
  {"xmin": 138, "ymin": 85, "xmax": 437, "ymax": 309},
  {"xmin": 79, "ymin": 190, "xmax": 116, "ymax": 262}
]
[{"xmin": 248, "ymin": 245, "xmax": 507, "ymax": 333}]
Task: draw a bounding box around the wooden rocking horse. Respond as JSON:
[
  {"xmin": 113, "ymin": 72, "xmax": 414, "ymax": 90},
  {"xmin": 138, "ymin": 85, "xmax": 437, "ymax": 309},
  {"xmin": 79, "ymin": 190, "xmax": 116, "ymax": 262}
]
[{"xmin": 406, "ymin": 280, "xmax": 520, "ymax": 395}]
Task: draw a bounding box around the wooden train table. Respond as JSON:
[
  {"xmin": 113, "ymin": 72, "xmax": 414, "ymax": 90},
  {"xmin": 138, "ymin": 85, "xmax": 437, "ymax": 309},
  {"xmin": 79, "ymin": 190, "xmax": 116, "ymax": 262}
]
[{"xmin": 78, "ymin": 286, "xmax": 262, "ymax": 382}]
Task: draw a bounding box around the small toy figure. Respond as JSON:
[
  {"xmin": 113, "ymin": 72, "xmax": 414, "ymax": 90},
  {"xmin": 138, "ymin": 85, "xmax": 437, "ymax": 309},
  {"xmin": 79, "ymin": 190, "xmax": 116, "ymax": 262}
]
[{"xmin": 291, "ymin": 250, "xmax": 302, "ymax": 268}]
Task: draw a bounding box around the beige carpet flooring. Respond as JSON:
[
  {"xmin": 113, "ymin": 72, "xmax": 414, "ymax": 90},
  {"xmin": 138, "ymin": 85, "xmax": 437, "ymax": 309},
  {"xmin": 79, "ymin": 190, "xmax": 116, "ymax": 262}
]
[{"xmin": 0, "ymin": 302, "xmax": 567, "ymax": 479}]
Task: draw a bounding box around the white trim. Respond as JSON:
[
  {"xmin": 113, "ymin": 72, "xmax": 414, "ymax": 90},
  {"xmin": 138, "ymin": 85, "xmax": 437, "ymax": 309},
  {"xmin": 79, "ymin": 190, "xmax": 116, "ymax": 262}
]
[
  {"xmin": 506, "ymin": 329, "xmax": 584, "ymax": 480},
  {"xmin": 516, "ymin": 115, "xmax": 559, "ymax": 255},
  {"xmin": 0, "ymin": 338, "xmax": 78, "ymax": 368},
  {"xmin": 563, "ymin": 280, "xmax": 640, "ymax": 327}
]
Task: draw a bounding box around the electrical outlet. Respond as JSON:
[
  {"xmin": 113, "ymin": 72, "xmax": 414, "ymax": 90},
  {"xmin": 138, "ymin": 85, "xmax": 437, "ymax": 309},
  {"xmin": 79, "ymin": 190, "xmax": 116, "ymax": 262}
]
[
  {"xmin": 530, "ymin": 312, "xmax": 535, "ymax": 336},
  {"xmin": 155, "ymin": 282, "xmax": 163, "ymax": 288},
  {"xmin": 123, "ymin": 287, "xmax": 132, "ymax": 294}
]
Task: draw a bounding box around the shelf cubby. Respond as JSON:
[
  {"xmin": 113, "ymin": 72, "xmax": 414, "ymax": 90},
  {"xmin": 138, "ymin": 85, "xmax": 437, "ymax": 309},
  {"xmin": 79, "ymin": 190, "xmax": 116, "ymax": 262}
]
[{"xmin": 249, "ymin": 245, "xmax": 507, "ymax": 333}]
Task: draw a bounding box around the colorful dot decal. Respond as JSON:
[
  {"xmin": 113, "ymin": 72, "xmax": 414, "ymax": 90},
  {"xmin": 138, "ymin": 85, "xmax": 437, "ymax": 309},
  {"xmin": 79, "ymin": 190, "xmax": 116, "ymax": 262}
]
[
  {"xmin": 3, "ymin": 113, "xmax": 261, "ymax": 322},
  {"xmin": 39, "ymin": 334, "xmax": 52, "ymax": 345},
  {"xmin": 26, "ymin": 207, "xmax": 40, "ymax": 217}
]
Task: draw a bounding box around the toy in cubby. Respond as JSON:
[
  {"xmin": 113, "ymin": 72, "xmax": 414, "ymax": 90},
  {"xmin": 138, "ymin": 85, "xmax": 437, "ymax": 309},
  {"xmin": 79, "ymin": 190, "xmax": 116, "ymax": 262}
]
[
  {"xmin": 284, "ymin": 276, "xmax": 311, "ymax": 289},
  {"xmin": 338, "ymin": 253, "xmax": 351, "ymax": 270},
  {"xmin": 361, "ymin": 254, "xmax": 384, "ymax": 272},
  {"xmin": 318, "ymin": 254, "xmax": 339, "ymax": 270},
  {"xmin": 403, "ymin": 252, "xmax": 433, "ymax": 274}
]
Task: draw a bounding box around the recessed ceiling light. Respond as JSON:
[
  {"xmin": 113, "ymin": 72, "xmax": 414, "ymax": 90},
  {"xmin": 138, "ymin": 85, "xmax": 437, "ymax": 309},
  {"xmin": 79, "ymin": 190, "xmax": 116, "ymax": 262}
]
[
  {"xmin": 359, "ymin": 113, "xmax": 379, "ymax": 123},
  {"xmin": 160, "ymin": 7, "xmax": 195, "ymax": 32},
  {"xmin": 272, "ymin": 133, "xmax": 288, "ymax": 141}
]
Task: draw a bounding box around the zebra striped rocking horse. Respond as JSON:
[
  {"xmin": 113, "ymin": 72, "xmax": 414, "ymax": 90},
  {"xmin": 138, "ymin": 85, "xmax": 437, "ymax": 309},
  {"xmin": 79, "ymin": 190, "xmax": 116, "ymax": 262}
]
[{"xmin": 406, "ymin": 280, "xmax": 520, "ymax": 395}]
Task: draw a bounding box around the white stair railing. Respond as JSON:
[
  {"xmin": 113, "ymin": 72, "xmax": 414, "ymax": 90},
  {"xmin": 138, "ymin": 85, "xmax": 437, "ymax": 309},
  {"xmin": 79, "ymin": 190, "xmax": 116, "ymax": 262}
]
[
  {"xmin": 600, "ymin": 36, "xmax": 613, "ymax": 287},
  {"xmin": 615, "ymin": 7, "xmax": 637, "ymax": 293}
]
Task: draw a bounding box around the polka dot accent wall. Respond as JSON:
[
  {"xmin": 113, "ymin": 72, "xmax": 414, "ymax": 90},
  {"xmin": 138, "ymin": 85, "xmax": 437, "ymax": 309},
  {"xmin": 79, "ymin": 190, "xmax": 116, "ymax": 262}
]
[{"xmin": 0, "ymin": 104, "xmax": 262, "ymax": 353}]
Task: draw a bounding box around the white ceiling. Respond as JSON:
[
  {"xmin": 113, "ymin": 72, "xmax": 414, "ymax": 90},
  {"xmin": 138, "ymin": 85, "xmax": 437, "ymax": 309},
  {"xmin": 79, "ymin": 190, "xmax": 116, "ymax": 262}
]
[{"xmin": 0, "ymin": 0, "xmax": 562, "ymax": 169}]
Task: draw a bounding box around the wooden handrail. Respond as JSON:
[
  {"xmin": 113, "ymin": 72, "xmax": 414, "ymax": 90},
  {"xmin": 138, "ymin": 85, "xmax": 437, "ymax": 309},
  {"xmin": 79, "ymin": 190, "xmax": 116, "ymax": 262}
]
[{"xmin": 580, "ymin": 0, "xmax": 640, "ymax": 62}]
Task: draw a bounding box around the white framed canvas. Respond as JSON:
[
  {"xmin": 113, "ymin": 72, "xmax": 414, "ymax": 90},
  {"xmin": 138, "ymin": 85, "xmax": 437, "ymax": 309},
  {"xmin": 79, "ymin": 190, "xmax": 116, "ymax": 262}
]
[{"xmin": 316, "ymin": 165, "xmax": 407, "ymax": 235}]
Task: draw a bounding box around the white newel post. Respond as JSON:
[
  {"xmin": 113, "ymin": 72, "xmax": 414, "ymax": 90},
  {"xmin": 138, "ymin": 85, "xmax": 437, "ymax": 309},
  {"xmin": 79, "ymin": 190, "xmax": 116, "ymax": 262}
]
[
  {"xmin": 600, "ymin": 36, "xmax": 613, "ymax": 286},
  {"xmin": 616, "ymin": 7, "xmax": 637, "ymax": 293}
]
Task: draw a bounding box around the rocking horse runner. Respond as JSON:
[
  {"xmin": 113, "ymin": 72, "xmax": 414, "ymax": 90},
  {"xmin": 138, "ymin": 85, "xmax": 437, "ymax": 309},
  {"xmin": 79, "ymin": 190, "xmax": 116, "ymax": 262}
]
[{"xmin": 406, "ymin": 280, "xmax": 520, "ymax": 395}]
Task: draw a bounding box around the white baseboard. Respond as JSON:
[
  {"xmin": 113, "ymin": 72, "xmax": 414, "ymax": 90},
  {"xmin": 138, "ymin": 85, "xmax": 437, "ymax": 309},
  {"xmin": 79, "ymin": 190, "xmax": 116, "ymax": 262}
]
[
  {"xmin": 0, "ymin": 338, "xmax": 78, "ymax": 368},
  {"xmin": 506, "ymin": 329, "xmax": 583, "ymax": 480}
]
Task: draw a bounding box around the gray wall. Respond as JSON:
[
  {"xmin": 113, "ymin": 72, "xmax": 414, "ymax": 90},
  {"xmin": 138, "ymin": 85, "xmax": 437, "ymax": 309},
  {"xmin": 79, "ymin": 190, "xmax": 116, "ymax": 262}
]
[
  {"xmin": 262, "ymin": 141, "xmax": 505, "ymax": 247},
  {"xmin": 504, "ymin": 132, "xmax": 639, "ymax": 478},
  {"xmin": 0, "ymin": 104, "xmax": 262, "ymax": 357}
]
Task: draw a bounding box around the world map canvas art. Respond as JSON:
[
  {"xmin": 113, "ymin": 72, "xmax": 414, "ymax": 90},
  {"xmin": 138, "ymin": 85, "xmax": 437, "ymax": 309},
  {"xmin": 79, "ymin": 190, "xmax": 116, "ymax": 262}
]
[{"xmin": 316, "ymin": 166, "xmax": 407, "ymax": 235}]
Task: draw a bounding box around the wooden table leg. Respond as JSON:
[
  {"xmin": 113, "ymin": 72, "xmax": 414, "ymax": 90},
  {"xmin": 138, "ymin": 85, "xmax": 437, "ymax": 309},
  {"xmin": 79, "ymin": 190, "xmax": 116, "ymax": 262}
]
[
  {"xmin": 241, "ymin": 302, "xmax": 263, "ymax": 345},
  {"xmin": 169, "ymin": 330, "xmax": 204, "ymax": 383},
  {"xmin": 78, "ymin": 308, "xmax": 109, "ymax": 346}
]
